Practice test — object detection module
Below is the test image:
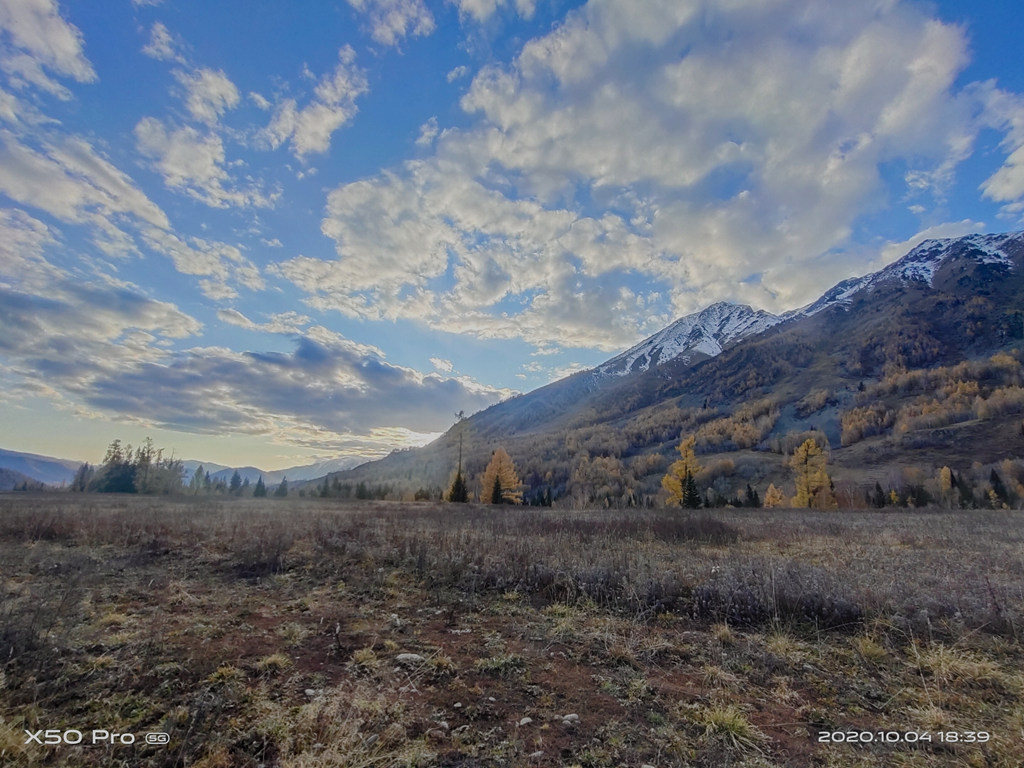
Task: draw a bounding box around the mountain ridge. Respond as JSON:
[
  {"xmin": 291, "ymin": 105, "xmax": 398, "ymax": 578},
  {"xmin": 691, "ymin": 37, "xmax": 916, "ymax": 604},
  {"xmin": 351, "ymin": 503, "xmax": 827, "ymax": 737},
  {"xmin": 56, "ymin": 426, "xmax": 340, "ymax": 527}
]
[{"xmin": 325, "ymin": 227, "xmax": 1024, "ymax": 502}]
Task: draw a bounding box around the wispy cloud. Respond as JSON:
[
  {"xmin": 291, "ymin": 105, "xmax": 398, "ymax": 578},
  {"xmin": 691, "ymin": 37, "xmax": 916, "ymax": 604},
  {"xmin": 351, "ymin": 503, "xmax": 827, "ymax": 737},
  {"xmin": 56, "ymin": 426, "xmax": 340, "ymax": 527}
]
[
  {"xmin": 141, "ymin": 21, "xmax": 185, "ymax": 64},
  {"xmin": 0, "ymin": 0, "xmax": 95, "ymax": 99}
]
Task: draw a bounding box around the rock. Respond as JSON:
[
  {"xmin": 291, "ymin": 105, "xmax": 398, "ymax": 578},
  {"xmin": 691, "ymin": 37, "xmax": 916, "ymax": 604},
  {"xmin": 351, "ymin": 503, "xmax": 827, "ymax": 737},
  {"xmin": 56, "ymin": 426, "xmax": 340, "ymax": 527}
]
[
  {"xmin": 529, "ymin": 751, "xmax": 544, "ymax": 759},
  {"xmin": 562, "ymin": 713, "xmax": 579, "ymax": 722},
  {"xmin": 454, "ymin": 702, "xmax": 463, "ymax": 708},
  {"xmin": 518, "ymin": 717, "xmax": 533, "ymax": 726},
  {"xmin": 304, "ymin": 689, "xmax": 318, "ymax": 698},
  {"xmin": 395, "ymin": 653, "xmax": 425, "ymax": 666}
]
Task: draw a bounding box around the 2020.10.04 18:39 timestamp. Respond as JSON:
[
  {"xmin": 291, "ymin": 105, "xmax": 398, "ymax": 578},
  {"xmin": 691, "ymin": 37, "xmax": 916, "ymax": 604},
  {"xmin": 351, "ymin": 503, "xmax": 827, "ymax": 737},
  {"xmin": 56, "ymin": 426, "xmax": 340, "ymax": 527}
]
[{"xmin": 818, "ymin": 731, "xmax": 991, "ymax": 744}]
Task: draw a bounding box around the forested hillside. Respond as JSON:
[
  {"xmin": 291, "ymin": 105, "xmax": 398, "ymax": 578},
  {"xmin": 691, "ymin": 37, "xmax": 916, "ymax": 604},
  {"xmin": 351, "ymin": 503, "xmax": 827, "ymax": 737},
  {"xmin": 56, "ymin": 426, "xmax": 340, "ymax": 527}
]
[{"xmin": 315, "ymin": 232, "xmax": 1024, "ymax": 510}]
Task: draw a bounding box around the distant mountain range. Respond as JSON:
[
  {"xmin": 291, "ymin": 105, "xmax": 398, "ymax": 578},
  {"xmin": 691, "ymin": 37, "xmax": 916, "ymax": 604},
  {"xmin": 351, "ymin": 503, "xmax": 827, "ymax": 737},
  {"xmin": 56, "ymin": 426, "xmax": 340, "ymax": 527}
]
[
  {"xmin": 0, "ymin": 449, "xmax": 81, "ymax": 487},
  {"xmin": 327, "ymin": 228, "xmax": 1024, "ymax": 500},
  {"xmin": 0, "ymin": 448, "xmax": 370, "ymax": 489}
]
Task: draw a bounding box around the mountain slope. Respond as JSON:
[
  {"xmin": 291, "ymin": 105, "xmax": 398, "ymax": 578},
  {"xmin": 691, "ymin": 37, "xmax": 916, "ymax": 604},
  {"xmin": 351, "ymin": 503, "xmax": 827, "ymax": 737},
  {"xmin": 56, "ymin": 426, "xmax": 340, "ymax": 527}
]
[
  {"xmin": 0, "ymin": 448, "xmax": 81, "ymax": 486},
  {"xmin": 329, "ymin": 229, "xmax": 1024, "ymax": 503}
]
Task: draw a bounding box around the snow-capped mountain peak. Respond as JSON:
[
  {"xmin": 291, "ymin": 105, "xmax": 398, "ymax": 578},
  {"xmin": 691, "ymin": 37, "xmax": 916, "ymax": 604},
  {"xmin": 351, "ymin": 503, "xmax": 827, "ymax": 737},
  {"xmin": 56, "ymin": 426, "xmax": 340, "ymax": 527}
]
[
  {"xmin": 596, "ymin": 302, "xmax": 781, "ymax": 377},
  {"xmin": 792, "ymin": 230, "xmax": 1024, "ymax": 318}
]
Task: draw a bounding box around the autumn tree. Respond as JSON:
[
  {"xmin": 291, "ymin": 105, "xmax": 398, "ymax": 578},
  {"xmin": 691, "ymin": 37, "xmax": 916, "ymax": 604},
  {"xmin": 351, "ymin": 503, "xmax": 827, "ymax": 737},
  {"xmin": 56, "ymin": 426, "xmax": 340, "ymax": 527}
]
[
  {"xmin": 662, "ymin": 435, "xmax": 703, "ymax": 508},
  {"xmin": 790, "ymin": 438, "xmax": 835, "ymax": 508},
  {"xmin": 763, "ymin": 483, "xmax": 786, "ymax": 508},
  {"xmin": 480, "ymin": 447, "xmax": 522, "ymax": 504}
]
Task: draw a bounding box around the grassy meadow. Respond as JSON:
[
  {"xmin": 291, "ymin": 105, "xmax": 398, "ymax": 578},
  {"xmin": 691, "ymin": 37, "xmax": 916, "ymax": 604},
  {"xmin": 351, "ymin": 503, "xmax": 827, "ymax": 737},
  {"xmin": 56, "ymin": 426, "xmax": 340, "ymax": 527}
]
[{"xmin": 1, "ymin": 494, "xmax": 1022, "ymax": 767}]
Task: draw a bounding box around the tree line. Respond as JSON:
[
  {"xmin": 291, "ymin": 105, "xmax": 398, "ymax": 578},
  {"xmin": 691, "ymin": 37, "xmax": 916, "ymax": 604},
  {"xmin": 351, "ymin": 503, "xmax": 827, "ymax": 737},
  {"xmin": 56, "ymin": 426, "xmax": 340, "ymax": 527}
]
[{"xmin": 71, "ymin": 438, "xmax": 283, "ymax": 497}]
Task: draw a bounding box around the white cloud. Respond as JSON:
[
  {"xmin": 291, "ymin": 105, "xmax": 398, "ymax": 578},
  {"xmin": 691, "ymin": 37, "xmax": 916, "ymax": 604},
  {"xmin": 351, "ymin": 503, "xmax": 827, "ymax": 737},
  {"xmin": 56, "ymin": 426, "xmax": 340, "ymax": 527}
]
[
  {"xmin": 143, "ymin": 228, "xmax": 264, "ymax": 300},
  {"xmin": 347, "ymin": 0, "xmax": 435, "ymax": 47},
  {"xmin": 0, "ymin": 206, "xmax": 58, "ymax": 290},
  {"xmin": 175, "ymin": 67, "xmax": 239, "ymax": 125},
  {"xmin": 217, "ymin": 308, "xmax": 311, "ymax": 334},
  {"xmin": 446, "ymin": 65, "xmax": 468, "ymax": 82},
  {"xmin": 134, "ymin": 117, "xmax": 273, "ymax": 209},
  {"xmin": 430, "ymin": 356, "xmax": 453, "ymax": 372},
  {"xmin": 261, "ymin": 46, "xmax": 368, "ymax": 159},
  {"xmin": 249, "ymin": 91, "xmax": 271, "ymax": 110},
  {"xmin": 141, "ymin": 21, "xmax": 184, "ymax": 63},
  {"xmin": 270, "ymin": 0, "xmax": 1024, "ymax": 353},
  {"xmin": 415, "ymin": 116, "xmax": 438, "ymax": 146},
  {"xmin": 451, "ymin": 0, "xmax": 535, "ymax": 23},
  {"xmin": 0, "ymin": 0, "xmax": 95, "ymax": 99},
  {"xmin": 0, "ymin": 129, "xmax": 169, "ymax": 258}
]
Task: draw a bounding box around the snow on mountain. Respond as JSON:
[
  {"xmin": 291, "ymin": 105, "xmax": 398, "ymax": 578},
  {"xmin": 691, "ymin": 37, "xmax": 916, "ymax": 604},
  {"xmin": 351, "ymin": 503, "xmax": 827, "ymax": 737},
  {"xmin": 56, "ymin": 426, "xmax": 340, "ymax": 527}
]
[
  {"xmin": 592, "ymin": 230, "xmax": 1024, "ymax": 381},
  {"xmin": 596, "ymin": 302, "xmax": 782, "ymax": 377},
  {"xmin": 791, "ymin": 231, "xmax": 1024, "ymax": 318}
]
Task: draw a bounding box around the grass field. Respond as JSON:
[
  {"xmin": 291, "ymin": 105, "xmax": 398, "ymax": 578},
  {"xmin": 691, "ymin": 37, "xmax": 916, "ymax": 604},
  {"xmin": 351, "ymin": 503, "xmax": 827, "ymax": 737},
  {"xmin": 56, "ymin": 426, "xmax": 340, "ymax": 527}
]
[{"xmin": 1, "ymin": 495, "xmax": 1022, "ymax": 767}]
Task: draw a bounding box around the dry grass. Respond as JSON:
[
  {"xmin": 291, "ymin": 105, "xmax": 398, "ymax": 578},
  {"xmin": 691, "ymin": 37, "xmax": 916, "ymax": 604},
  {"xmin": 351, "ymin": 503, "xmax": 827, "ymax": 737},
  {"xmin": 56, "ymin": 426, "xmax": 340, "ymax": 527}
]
[{"xmin": 0, "ymin": 494, "xmax": 1021, "ymax": 767}]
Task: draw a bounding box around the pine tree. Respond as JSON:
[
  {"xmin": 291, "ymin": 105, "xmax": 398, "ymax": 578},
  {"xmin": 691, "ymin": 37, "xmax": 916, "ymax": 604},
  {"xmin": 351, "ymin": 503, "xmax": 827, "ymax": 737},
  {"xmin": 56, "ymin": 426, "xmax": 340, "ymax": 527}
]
[
  {"xmin": 662, "ymin": 435, "xmax": 703, "ymax": 508},
  {"xmin": 189, "ymin": 464, "xmax": 205, "ymax": 495},
  {"xmin": 872, "ymin": 481, "xmax": 887, "ymax": 508},
  {"xmin": 71, "ymin": 462, "xmax": 93, "ymax": 492},
  {"xmin": 229, "ymin": 470, "xmax": 243, "ymax": 496},
  {"xmin": 447, "ymin": 411, "xmax": 470, "ymax": 502},
  {"xmin": 989, "ymin": 468, "xmax": 1009, "ymax": 507},
  {"xmin": 447, "ymin": 469, "xmax": 469, "ymax": 502},
  {"xmin": 274, "ymin": 477, "xmax": 289, "ymax": 497},
  {"xmin": 490, "ymin": 474, "xmax": 503, "ymax": 504},
  {"xmin": 253, "ymin": 476, "xmax": 267, "ymax": 497},
  {"xmin": 746, "ymin": 484, "xmax": 761, "ymax": 508}
]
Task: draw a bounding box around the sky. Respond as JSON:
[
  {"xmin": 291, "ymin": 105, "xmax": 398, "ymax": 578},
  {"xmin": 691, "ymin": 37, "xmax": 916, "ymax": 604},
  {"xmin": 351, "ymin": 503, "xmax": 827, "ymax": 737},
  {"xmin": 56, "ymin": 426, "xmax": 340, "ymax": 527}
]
[{"xmin": 2, "ymin": 0, "xmax": 1024, "ymax": 470}]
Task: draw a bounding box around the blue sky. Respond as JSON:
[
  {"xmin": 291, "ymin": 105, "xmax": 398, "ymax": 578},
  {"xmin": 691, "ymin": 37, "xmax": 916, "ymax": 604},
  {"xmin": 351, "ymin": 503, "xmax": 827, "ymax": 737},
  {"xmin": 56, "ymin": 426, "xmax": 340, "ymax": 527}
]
[{"xmin": 2, "ymin": 0, "xmax": 1024, "ymax": 470}]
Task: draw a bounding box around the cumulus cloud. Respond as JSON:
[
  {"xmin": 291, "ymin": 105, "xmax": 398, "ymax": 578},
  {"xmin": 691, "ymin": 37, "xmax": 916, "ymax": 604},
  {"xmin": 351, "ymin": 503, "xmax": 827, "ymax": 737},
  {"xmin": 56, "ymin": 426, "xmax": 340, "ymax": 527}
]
[
  {"xmin": 451, "ymin": 0, "xmax": 535, "ymax": 23},
  {"xmin": 0, "ymin": 0, "xmax": 95, "ymax": 99},
  {"xmin": 134, "ymin": 117, "xmax": 273, "ymax": 209},
  {"xmin": 174, "ymin": 67, "xmax": 240, "ymax": 125},
  {"xmin": 143, "ymin": 228, "xmax": 264, "ymax": 300},
  {"xmin": 272, "ymin": 0, "xmax": 1024, "ymax": 353},
  {"xmin": 430, "ymin": 356, "xmax": 453, "ymax": 372},
  {"xmin": 347, "ymin": 0, "xmax": 435, "ymax": 47},
  {"xmin": 261, "ymin": 46, "xmax": 368, "ymax": 159}
]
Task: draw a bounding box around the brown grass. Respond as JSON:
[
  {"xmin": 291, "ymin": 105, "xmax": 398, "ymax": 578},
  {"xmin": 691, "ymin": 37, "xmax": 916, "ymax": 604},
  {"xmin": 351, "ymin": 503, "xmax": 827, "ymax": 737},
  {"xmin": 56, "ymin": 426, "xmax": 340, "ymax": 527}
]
[{"xmin": 0, "ymin": 494, "xmax": 1022, "ymax": 767}]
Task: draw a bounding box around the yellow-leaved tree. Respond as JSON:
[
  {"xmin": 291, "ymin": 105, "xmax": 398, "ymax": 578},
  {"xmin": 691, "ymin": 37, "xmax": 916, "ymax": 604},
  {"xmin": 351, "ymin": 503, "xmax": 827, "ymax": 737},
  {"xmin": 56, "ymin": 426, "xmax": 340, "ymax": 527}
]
[
  {"xmin": 789, "ymin": 438, "xmax": 836, "ymax": 508},
  {"xmin": 662, "ymin": 435, "xmax": 703, "ymax": 508},
  {"xmin": 762, "ymin": 483, "xmax": 786, "ymax": 508},
  {"xmin": 480, "ymin": 447, "xmax": 522, "ymax": 504}
]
